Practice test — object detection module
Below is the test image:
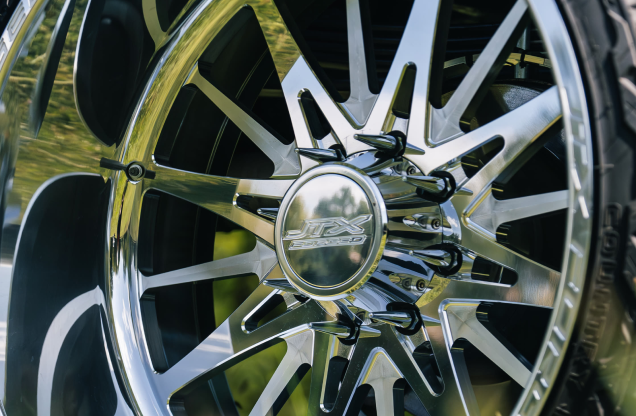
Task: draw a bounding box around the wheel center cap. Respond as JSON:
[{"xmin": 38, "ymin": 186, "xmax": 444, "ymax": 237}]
[{"xmin": 275, "ymin": 164, "xmax": 387, "ymax": 300}]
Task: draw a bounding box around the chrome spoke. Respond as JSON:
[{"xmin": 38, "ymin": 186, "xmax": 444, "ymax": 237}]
[
  {"xmin": 344, "ymin": 0, "xmax": 376, "ymax": 123},
  {"xmin": 425, "ymin": 323, "xmax": 479, "ymax": 416},
  {"xmin": 307, "ymin": 331, "xmax": 355, "ymax": 414},
  {"xmin": 329, "ymin": 338, "xmax": 375, "ymax": 414},
  {"xmin": 153, "ymin": 284, "xmax": 326, "ymax": 401},
  {"xmin": 457, "ymin": 87, "xmax": 562, "ymax": 201},
  {"xmin": 470, "ymin": 190, "xmax": 568, "ymax": 235},
  {"xmin": 366, "ymin": 0, "xmax": 442, "ymax": 146},
  {"xmin": 361, "ymin": 349, "xmax": 403, "ymax": 415},
  {"xmin": 250, "ymin": 0, "xmax": 303, "ymax": 81},
  {"xmin": 146, "ymin": 164, "xmax": 293, "ymax": 245},
  {"xmin": 186, "ymin": 64, "xmax": 300, "ymax": 178},
  {"xmin": 416, "ymin": 85, "xmax": 561, "ymax": 178},
  {"xmin": 430, "ymin": 0, "xmax": 529, "ymax": 143},
  {"xmin": 417, "ymin": 252, "xmax": 559, "ymax": 319},
  {"xmin": 139, "ymin": 241, "xmax": 277, "ymax": 295},
  {"xmin": 249, "ymin": 330, "xmax": 314, "ymax": 415},
  {"xmin": 443, "ymin": 303, "xmax": 531, "ymax": 387},
  {"xmin": 141, "ymin": 0, "xmax": 165, "ymax": 46},
  {"xmin": 281, "ymin": 57, "xmax": 359, "ymax": 152},
  {"xmin": 463, "ymin": 229, "xmax": 559, "ymax": 308}
]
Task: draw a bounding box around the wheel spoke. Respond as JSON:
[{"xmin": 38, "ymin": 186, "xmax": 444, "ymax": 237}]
[
  {"xmin": 425, "ymin": 323, "xmax": 479, "ymax": 416},
  {"xmin": 250, "ymin": 0, "xmax": 303, "ymax": 82},
  {"xmin": 361, "ymin": 349, "xmax": 403, "ymax": 415},
  {"xmin": 344, "ymin": 0, "xmax": 376, "ymax": 123},
  {"xmin": 329, "ymin": 338, "xmax": 374, "ymax": 414},
  {"xmin": 249, "ymin": 330, "xmax": 314, "ymax": 415},
  {"xmin": 247, "ymin": 0, "xmax": 352, "ymax": 151},
  {"xmin": 139, "ymin": 241, "xmax": 277, "ymax": 294},
  {"xmin": 443, "ymin": 304, "xmax": 531, "ymax": 386},
  {"xmin": 470, "ymin": 190, "xmax": 568, "ymax": 235},
  {"xmin": 457, "ymin": 87, "xmax": 562, "ymax": 204},
  {"xmin": 306, "ymin": 332, "xmax": 333, "ymax": 415},
  {"xmin": 461, "ymin": 225, "xmax": 560, "ymax": 295},
  {"xmin": 142, "ymin": 0, "xmax": 165, "ymax": 46},
  {"xmin": 366, "ymin": 0, "xmax": 442, "ymax": 146},
  {"xmin": 186, "ymin": 64, "xmax": 300, "ymax": 178},
  {"xmin": 282, "ymin": 57, "xmax": 360, "ymax": 152},
  {"xmin": 153, "ymin": 284, "xmax": 326, "ymax": 401},
  {"xmin": 146, "ymin": 164, "xmax": 293, "ymax": 245},
  {"xmin": 417, "ymin": 85, "xmax": 561, "ymax": 177},
  {"xmin": 430, "ymin": 0, "xmax": 529, "ymax": 143},
  {"xmin": 417, "ymin": 246, "xmax": 559, "ymax": 318}
]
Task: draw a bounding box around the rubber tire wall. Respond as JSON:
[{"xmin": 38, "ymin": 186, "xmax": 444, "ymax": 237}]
[{"xmin": 543, "ymin": 0, "xmax": 636, "ymax": 414}]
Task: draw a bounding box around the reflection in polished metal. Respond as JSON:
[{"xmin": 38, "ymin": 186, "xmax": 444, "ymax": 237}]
[
  {"xmin": 390, "ymin": 246, "xmax": 455, "ymax": 269},
  {"xmin": 256, "ymin": 208, "xmax": 279, "ymax": 221},
  {"xmin": 402, "ymin": 175, "xmax": 450, "ymax": 195},
  {"xmin": 357, "ymin": 326, "xmax": 382, "ymax": 338},
  {"xmin": 430, "ymin": 0, "xmax": 529, "ymax": 144},
  {"xmin": 186, "ymin": 64, "xmax": 300, "ymax": 178},
  {"xmin": 354, "ymin": 133, "xmax": 400, "ymax": 151},
  {"xmin": 309, "ymin": 321, "xmax": 352, "ymax": 338},
  {"xmin": 275, "ymin": 165, "xmax": 387, "ymax": 300},
  {"xmin": 60, "ymin": 0, "xmax": 595, "ymax": 412},
  {"xmin": 470, "ymin": 190, "xmax": 568, "ymax": 235},
  {"xmin": 443, "ymin": 303, "xmax": 531, "ymax": 386},
  {"xmin": 411, "ymin": 249, "xmax": 454, "ymax": 268},
  {"xmin": 263, "ymin": 278, "xmax": 300, "ymax": 294},
  {"xmin": 140, "ymin": 241, "xmax": 276, "ymax": 294},
  {"xmin": 368, "ymin": 311, "xmax": 412, "ymax": 328},
  {"xmin": 358, "ymin": 349, "xmax": 403, "ymax": 415},
  {"xmin": 36, "ymin": 287, "xmax": 133, "ymax": 416},
  {"xmin": 296, "ymin": 148, "xmax": 343, "ymax": 163}
]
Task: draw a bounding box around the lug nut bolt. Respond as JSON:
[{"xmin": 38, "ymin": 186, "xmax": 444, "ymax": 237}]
[
  {"xmin": 127, "ymin": 164, "xmax": 144, "ymax": 181},
  {"xmin": 431, "ymin": 219, "xmax": 441, "ymax": 229},
  {"xmin": 416, "ymin": 279, "xmax": 426, "ymax": 291},
  {"xmin": 407, "ymin": 166, "xmax": 417, "ymax": 175}
]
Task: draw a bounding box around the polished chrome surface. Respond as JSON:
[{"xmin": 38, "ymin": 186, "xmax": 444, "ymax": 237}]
[
  {"xmin": 442, "ymin": 303, "xmax": 531, "ymax": 387},
  {"xmin": 296, "ymin": 148, "xmax": 343, "ymax": 163},
  {"xmin": 354, "ymin": 133, "xmax": 399, "ymax": 151},
  {"xmin": 470, "ymin": 189, "xmax": 568, "ymax": 235},
  {"xmin": 410, "ymin": 249, "xmax": 454, "ymax": 268},
  {"xmin": 256, "ymin": 207, "xmax": 279, "ymax": 221},
  {"xmin": 185, "ymin": 65, "xmax": 300, "ymax": 178},
  {"xmin": 309, "ymin": 322, "xmax": 352, "ymax": 338},
  {"xmin": 140, "ymin": 241, "xmax": 277, "ymax": 295},
  {"xmin": 368, "ymin": 311, "xmax": 412, "ymax": 328},
  {"xmin": 275, "ymin": 164, "xmax": 387, "ymax": 300},
  {"xmin": 0, "ymin": 0, "xmax": 595, "ymax": 412},
  {"xmin": 357, "ymin": 326, "xmax": 382, "ymax": 338},
  {"xmin": 402, "ymin": 175, "xmax": 450, "ymax": 195},
  {"xmin": 263, "ymin": 278, "xmax": 300, "ymax": 294}
]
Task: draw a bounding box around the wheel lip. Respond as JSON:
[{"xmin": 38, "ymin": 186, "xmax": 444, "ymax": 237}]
[
  {"xmin": 511, "ymin": 0, "xmax": 594, "ymax": 413},
  {"xmin": 275, "ymin": 163, "xmax": 388, "ymax": 300}
]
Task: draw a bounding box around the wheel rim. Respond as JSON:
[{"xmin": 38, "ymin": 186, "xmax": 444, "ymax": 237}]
[{"xmin": 103, "ymin": 0, "xmax": 594, "ymax": 414}]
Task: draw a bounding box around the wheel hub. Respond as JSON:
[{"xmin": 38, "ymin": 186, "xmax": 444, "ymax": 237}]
[{"xmin": 275, "ymin": 164, "xmax": 388, "ymax": 300}]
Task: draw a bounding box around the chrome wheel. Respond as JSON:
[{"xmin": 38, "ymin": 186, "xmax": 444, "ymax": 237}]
[
  {"xmin": 0, "ymin": 0, "xmax": 593, "ymax": 414},
  {"xmin": 102, "ymin": 0, "xmax": 593, "ymax": 414}
]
